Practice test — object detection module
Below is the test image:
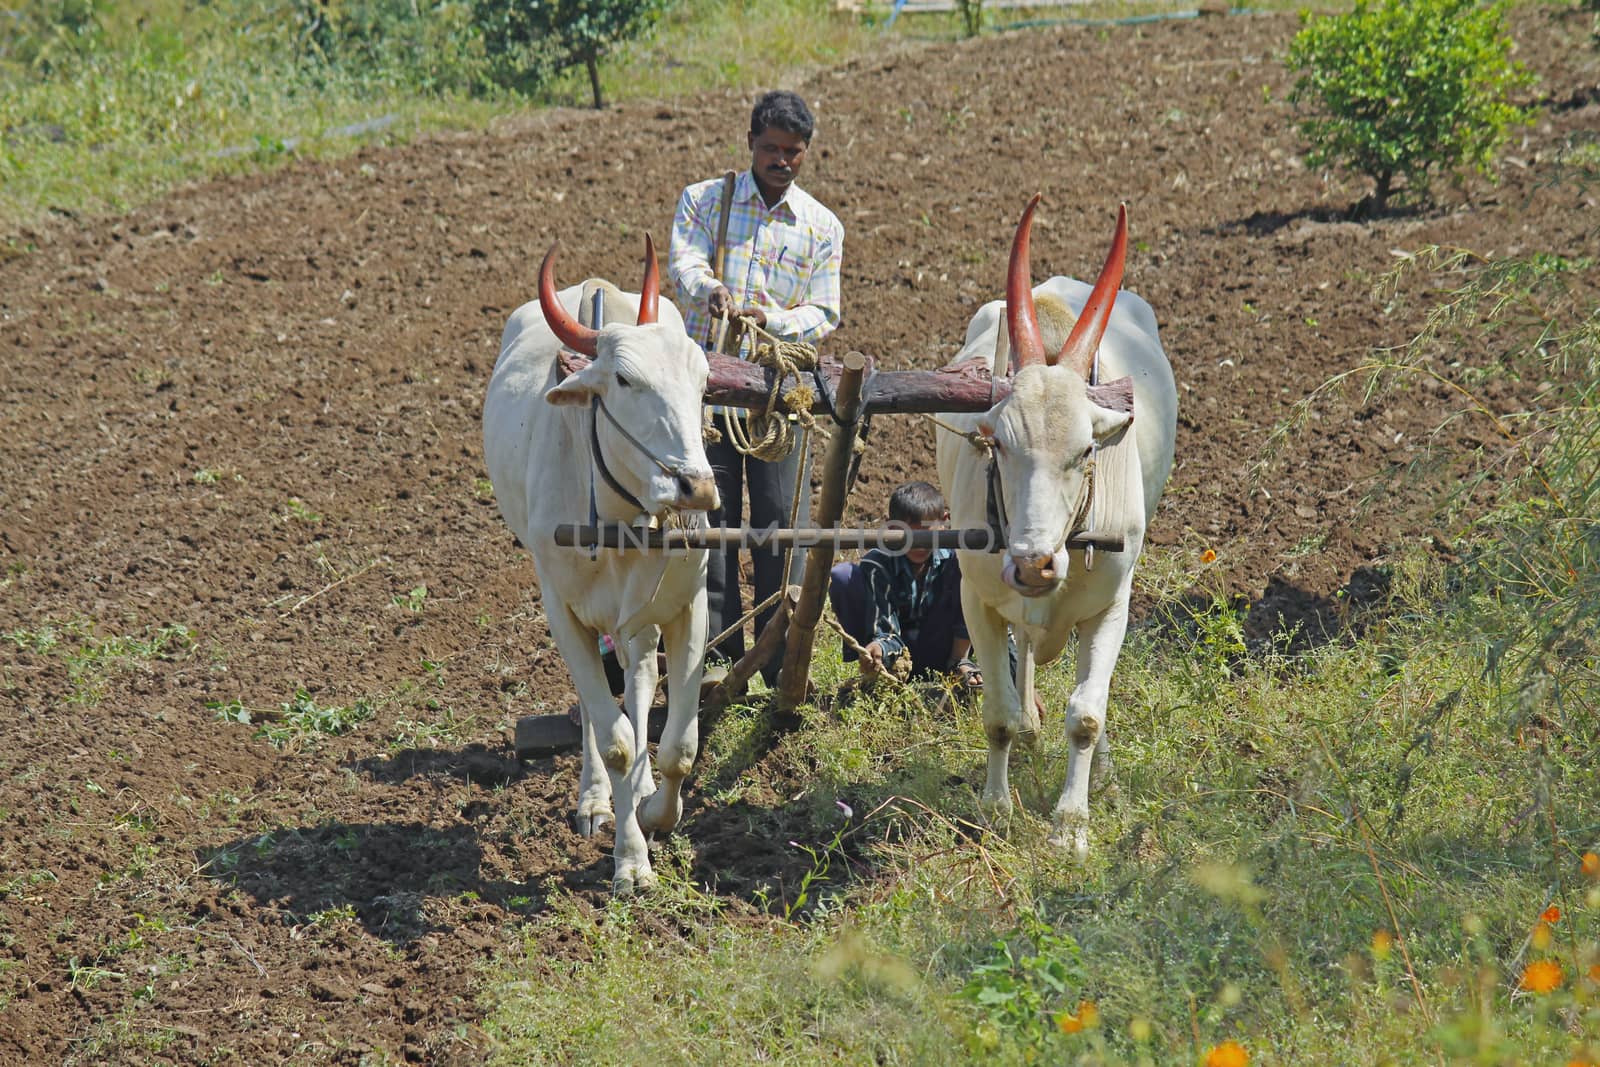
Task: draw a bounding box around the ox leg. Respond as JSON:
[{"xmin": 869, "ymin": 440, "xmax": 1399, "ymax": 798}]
[
  {"xmin": 638, "ymin": 591, "xmax": 707, "ymax": 834},
  {"xmin": 619, "ymin": 627, "xmax": 662, "ymax": 807},
  {"xmin": 592, "ymin": 627, "xmax": 660, "ymax": 894},
  {"xmin": 964, "ymin": 584, "xmax": 1018, "ymax": 820},
  {"xmin": 1050, "ymin": 600, "xmax": 1129, "ymax": 861},
  {"xmin": 546, "ymin": 607, "xmax": 615, "ymax": 835}
]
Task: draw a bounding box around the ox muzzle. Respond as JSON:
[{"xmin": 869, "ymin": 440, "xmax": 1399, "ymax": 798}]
[
  {"xmin": 1002, "ymin": 546, "xmax": 1069, "ymax": 597},
  {"xmin": 673, "ymin": 471, "xmax": 719, "ymax": 512}
]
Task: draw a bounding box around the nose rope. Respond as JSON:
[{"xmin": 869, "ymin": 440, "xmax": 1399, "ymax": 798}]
[
  {"xmin": 985, "ymin": 451, "xmax": 1095, "ymax": 565},
  {"xmin": 593, "ymin": 393, "xmax": 681, "ymax": 479}
]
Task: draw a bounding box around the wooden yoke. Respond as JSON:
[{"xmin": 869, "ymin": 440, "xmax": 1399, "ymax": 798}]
[{"xmin": 554, "ymin": 349, "xmax": 1135, "ymax": 419}]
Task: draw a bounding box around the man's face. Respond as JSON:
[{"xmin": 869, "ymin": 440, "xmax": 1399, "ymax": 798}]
[{"xmin": 748, "ymin": 126, "xmax": 809, "ymax": 194}]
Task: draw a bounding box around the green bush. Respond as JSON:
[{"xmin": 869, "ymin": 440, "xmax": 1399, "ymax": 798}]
[
  {"xmin": 288, "ymin": 0, "xmax": 488, "ymax": 94},
  {"xmin": 472, "ymin": 0, "xmax": 667, "ymax": 107},
  {"xmin": 1287, "ymin": 0, "xmax": 1536, "ymax": 214}
]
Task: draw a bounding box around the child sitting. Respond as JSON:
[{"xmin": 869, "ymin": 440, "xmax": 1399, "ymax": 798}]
[{"xmin": 828, "ymin": 481, "xmax": 980, "ymax": 691}]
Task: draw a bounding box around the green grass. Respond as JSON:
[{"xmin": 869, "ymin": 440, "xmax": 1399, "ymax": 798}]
[
  {"xmin": 482, "ymin": 560, "xmax": 1600, "ymax": 1065},
  {"xmin": 0, "ymin": 0, "xmax": 1328, "ymax": 235}
]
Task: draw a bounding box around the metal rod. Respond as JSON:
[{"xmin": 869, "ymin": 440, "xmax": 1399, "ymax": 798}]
[{"xmin": 551, "ymin": 524, "xmax": 1124, "ymax": 553}]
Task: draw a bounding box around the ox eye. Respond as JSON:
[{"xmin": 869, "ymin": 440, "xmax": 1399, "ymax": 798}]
[{"xmin": 615, "ymin": 372, "xmax": 631, "ymax": 388}]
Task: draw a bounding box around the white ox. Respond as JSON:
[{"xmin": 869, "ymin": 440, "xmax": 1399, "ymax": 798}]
[
  {"xmin": 483, "ymin": 236, "xmax": 719, "ymax": 893},
  {"xmin": 934, "ymin": 198, "xmax": 1178, "ymax": 858}
]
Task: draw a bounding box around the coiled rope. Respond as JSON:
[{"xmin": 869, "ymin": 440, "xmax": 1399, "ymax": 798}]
[{"xmin": 710, "ymin": 313, "xmax": 823, "ymax": 462}]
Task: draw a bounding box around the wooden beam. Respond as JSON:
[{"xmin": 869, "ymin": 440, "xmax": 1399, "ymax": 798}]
[
  {"xmin": 775, "ymin": 352, "xmax": 869, "ymax": 712},
  {"xmin": 557, "ymin": 348, "xmax": 1134, "ymax": 417},
  {"xmin": 699, "ymin": 586, "xmax": 798, "ymax": 736}
]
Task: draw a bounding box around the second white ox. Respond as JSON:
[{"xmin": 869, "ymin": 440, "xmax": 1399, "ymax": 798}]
[
  {"xmin": 483, "ymin": 236, "xmax": 718, "ymax": 893},
  {"xmin": 934, "ymin": 198, "xmax": 1179, "ymax": 858}
]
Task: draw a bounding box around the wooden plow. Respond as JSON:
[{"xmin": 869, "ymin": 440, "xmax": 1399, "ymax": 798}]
[{"xmin": 514, "ymin": 342, "xmax": 1140, "ymax": 758}]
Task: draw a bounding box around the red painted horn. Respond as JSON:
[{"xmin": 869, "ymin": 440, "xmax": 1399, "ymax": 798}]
[
  {"xmin": 637, "ymin": 233, "xmax": 659, "ymax": 325},
  {"xmin": 538, "ymin": 242, "xmax": 600, "ymax": 357},
  {"xmin": 1055, "ymin": 203, "xmax": 1128, "ymax": 377},
  {"xmin": 1005, "ymin": 193, "xmax": 1047, "ymax": 372}
]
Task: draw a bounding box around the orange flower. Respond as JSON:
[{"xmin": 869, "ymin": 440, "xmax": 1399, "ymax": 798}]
[
  {"xmin": 1204, "ymin": 1041, "xmax": 1250, "ymax": 1067},
  {"xmin": 1371, "ymin": 929, "xmax": 1393, "ymax": 960},
  {"xmin": 1055, "ymin": 1000, "xmax": 1099, "ymax": 1034},
  {"xmin": 1522, "ymin": 960, "xmax": 1564, "ymax": 994},
  {"xmin": 1533, "ymin": 922, "xmax": 1553, "ymax": 950},
  {"xmin": 1542, "ymin": 905, "xmax": 1562, "ymax": 924},
  {"xmin": 1588, "ymin": 963, "xmax": 1600, "ymax": 983},
  {"xmin": 1582, "ymin": 852, "xmax": 1599, "ymax": 879},
  {"xmin": 1200, "ymin": 549, "xmax": 1218, "ymax": 564}
]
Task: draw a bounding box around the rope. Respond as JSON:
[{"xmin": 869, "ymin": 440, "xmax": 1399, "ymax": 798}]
[
  {"xmin": 713, "ymin": 313, "xmax": 826, "ymax": 463},
  {"xmin": 821, "ymin": 607, "xmax": 914, "ymax": 686},
  {"xmin": 706, "ymin": 584, "xmax": 787, "ymax": 659},
  {"xmin": 922, "ymin": 412, "xmax": 992, "ymax": 456}
]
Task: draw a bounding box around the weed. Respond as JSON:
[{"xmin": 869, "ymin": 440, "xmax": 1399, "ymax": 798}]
[
  {"xmin": 235, "ymin": 689, "xmax": 375, "ymax": 749},
  {"xmin": 280, "ymin": 496, "xmax": 323, "ymax": 524},
  {"xmin": 391, "ymin": 584, "xmax": 428, "ymax": 612},
  {"xmin": 308, "ymin": 903, "xmax": 359, "ymax": 926},
  {"xmin": 66, "ymin": 957, "xmax": 125, "ymax": 992},
  {"xmin": 959, "ymin": 910, "xmax": 1088, "ymax": 1055}
]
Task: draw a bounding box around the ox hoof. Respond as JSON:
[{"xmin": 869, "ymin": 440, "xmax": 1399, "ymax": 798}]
[
  {"xmin": 637, "ymin": 791, "xmax": 682, "ymax": 835},
  {"xmin": 575, "ymin": 793, "xmax": 614, "ymax": 837},
  {"xmin": 1048, "ymin": 819, "xmax": 1090, "ymax": 863},
  {"xmin": 575, "ymin": 811, "xmax": 613, "ymax": 837},
  {"xmin": 612, "ymin": 861, "xmax": 657, "ymax": 896},
  {"xmin": 978, "ymin": 790, "xmax": 1014, "ymax": 823}
]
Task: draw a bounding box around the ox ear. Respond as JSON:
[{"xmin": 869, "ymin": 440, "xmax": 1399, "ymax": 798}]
[
  {"xmin": 1089, "ymin": 402, "xmax": 1131, "ymax": 443},
  {"xmin": 544, "ymin": 363, "xmax": 600, "ymax": 406}
]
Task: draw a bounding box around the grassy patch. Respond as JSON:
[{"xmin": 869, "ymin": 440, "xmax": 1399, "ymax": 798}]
[
  {"xmin": 3, "ymin": 619, "xmax": 195, "ymax": 704},
  {"xmin": 485, "ymin": 569, "xmax": 1600, "ymax": 1065},
  {"xmin": 212, "ymin": 688, "xmax": 376, "ymax": 749},
  {"xmin": 1, "ymin": 0, "xmax": 1324, "ymax": 234}
]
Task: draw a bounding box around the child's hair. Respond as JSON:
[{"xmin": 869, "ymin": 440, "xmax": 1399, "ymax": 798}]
[{"xmin": 888, "ymin": 481, "xmax": 946, "ymax": 524}]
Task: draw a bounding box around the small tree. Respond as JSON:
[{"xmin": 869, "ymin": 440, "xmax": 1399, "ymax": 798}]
[
  {"xmin": 1287, "ymin": 0, "xmax": 1535, "ymax": 215},
  {"xmin": 472, "ymin": 0, "xmax": 665, "ymax": 108},
  {"xmin": 954, "ymin": 0, "xmax": 984, "ymax": 39}
]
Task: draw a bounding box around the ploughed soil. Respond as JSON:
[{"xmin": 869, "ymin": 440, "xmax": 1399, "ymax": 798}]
[{"xmin": 2, "ymin": 8, "xmax": 1597, "ymax": 1064}]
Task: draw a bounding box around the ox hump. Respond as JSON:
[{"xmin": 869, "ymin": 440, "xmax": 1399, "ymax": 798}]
[{"xmin": 1035, "ymin": 293, "xmax": 1078, "ymax": 355}]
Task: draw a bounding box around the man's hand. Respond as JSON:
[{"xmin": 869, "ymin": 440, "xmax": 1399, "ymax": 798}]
[
  {"xmin": 737, "ymin": 306, "xmax": 767, "ymax": 329},
  {"xmin": 708, "ymin": 285, "xmax": 734, "ymax": 321}
]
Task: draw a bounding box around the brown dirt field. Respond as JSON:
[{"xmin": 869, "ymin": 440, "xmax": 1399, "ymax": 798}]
[{"xmin": 2, "ymin": 8, "xmax": 1597, "ymax": 1064}]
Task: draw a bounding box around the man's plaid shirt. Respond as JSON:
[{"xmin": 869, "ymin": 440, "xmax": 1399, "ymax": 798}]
[{"xmin": 667, "ymin": 168, "xmax": 844, "ymax": 359}]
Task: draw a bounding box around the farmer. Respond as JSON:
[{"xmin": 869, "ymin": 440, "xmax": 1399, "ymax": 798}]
[
  {"xmin": 828, "ymin": 481, "xmax": 980, "ymax": 692},
  {"xmin": 668, "ymin": 89, "xmax": 845, "ymax": 685}
]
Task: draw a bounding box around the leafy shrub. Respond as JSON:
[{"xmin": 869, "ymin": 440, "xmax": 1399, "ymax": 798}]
[
  {"xmin": 472, "ymin": 0, "xmax": 667, "ymax": 107},
  {"xmin": 1287, "ymin": 0, "xmax": 1536, "ymax": 214},
  {"xmin": 959, "ymin": 910, "xmax": 1090, "ymax": 1054},
  {"xmin": 287, "ymin": 0, "xmax": 488, "ymax": 94}
]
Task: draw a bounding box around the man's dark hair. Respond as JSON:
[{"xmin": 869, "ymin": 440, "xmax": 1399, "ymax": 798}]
[
  {"xmin": 888, "ymin": 481, "xmax": 946, "ymax": 524},
  {"xmin": 750, "ymin": 91, "xmax": 815, "ymax": 142}
]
